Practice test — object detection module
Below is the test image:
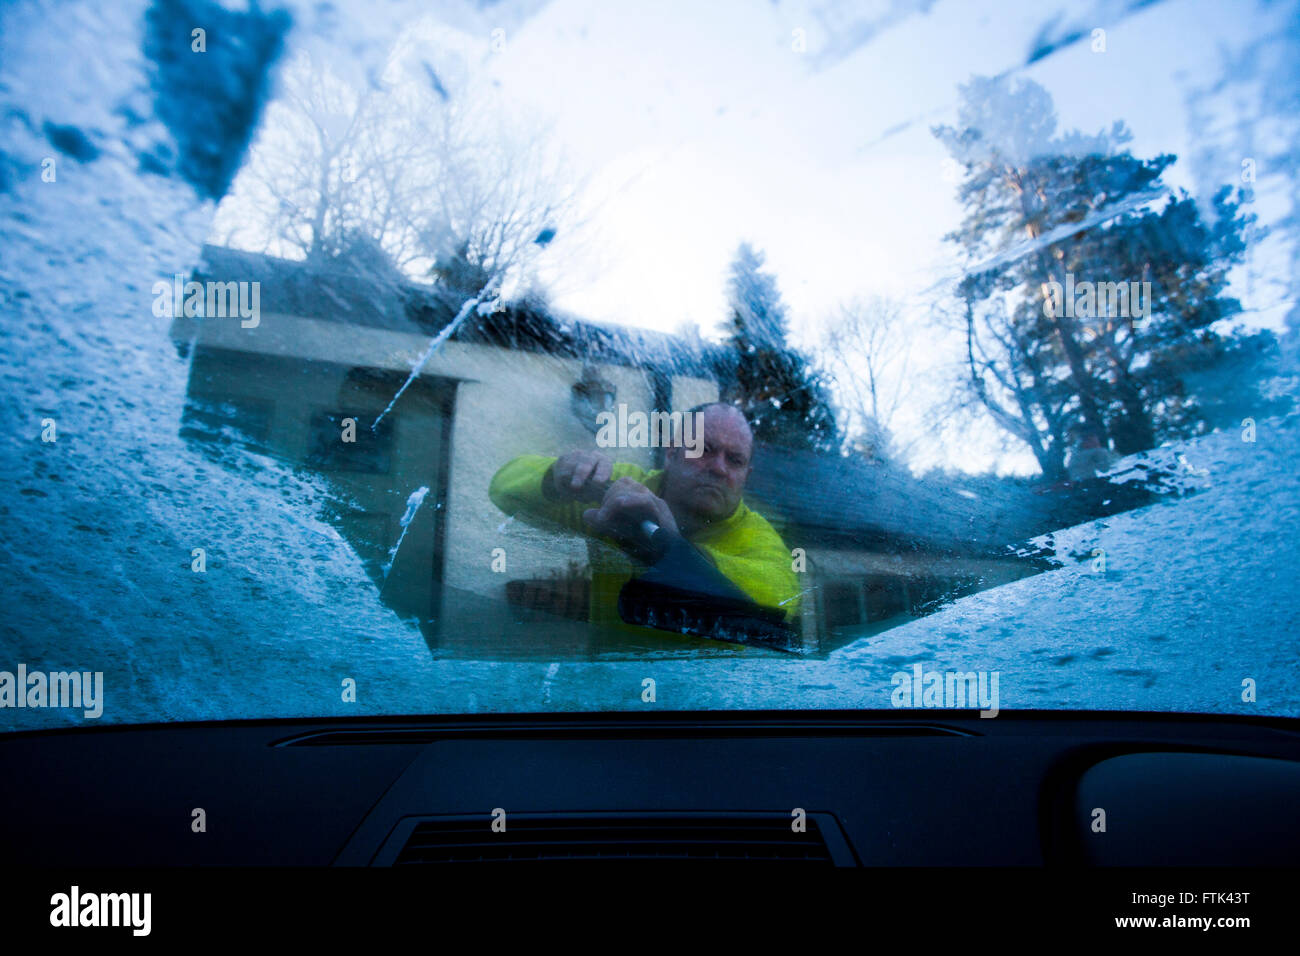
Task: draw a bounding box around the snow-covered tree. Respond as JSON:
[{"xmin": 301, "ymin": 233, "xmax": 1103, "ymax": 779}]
[
  {"xmin": 934, "ymin": 74, "xmax": 1284, "ymax": 479},
  {"xmin": 210, "ymin": 47, "xmax": 575, "ymax": 293}
]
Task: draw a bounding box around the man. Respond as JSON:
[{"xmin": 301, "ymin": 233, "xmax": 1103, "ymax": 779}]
[{"xmin": 488, "ymin": 402, "xmax": 801, "ymax": 642}]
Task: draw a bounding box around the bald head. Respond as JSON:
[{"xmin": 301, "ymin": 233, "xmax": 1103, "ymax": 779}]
[
  {"xmin": 689, "ymin": 402, "xmax": 753, "ymax": 444},
  {"xmin": 661, "ymin": 403, "xmax": 754, "ymax": 533}
]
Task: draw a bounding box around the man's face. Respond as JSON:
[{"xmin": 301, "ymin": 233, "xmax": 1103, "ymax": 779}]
[{"xmin": 662, "ymin": 406, "xmax": 753, "ymax": 526}]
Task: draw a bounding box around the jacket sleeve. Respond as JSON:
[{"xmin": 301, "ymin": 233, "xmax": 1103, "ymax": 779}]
[
  {"xmin": 696, "ymin": 516, "xmax": 803, "ymax": 624},
  {"xmin": 488, "ymin": 454, "xmax": 651, "ymax": 535},
  {"xmin": 488, "ymin": 454, "xmax": 583, "ymax": 533}
]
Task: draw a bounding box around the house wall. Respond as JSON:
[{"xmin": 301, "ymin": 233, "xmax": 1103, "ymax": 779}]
[{"xmin": 800, "ymin": 546, "xmax": 1038, "ymax": 652}]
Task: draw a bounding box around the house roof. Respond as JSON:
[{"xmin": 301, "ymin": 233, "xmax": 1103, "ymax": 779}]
[
  {"xmin": 746, "ymin": 444, "xmax": 1156, "ymax": 558},
  {"xmin": 191, "ymin": 244, "xmax": 716, "ymax": 373}
]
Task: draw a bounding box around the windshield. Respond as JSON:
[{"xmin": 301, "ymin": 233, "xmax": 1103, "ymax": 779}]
[{"xmin": 1, "ymin": 0, "xmax": 1297, "ymax": 731}]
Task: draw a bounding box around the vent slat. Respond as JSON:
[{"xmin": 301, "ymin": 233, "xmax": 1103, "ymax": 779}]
[
  {"xmin": 397, "ymin": 848, "xmax": 829, "ymax": 862},
  {"xmin": 402, "ymin": 837, "xmax": 823, "ymax": 850},
  {"xmin": 277, "ymin": 724, "xmax": 974, "ymax": 746},
  {"xmin": 392, "ymin": 816, "xmax": 834, "ymax": 864}
]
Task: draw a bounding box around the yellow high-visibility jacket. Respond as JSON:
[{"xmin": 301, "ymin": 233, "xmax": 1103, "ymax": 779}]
[{"xmin": 488, "ymin": 454, "xmax": 802, "ymax": 642}]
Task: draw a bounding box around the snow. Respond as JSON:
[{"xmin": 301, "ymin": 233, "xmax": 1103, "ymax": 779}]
[
  {"xmin": 371, "ymin": 288, "xmax": 495, "ymax": 430},
  {"xmin": 382, "ymin": 486, "xmax": 430, "ymax": 580},
  {"xmin": 0, "ymin": 0, "xmax": 503, "ymax": 733},
  {"xmin": 831, "ymin": 413, "xmax": 1300, "ymax": 716}
]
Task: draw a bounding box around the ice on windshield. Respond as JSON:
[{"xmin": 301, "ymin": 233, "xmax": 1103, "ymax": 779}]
[{"xmin": 1, "ymin": 0, "xmax": 1296, "ymax": 730}]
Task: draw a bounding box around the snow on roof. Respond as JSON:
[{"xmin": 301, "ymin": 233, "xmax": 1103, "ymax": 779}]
[{"xmin": 190, "ymin": 244, "xmax": 713, "ymax": 374}]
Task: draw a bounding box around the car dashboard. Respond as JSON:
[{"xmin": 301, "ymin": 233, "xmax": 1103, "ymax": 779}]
[{"xmin": 3, "ymin": 709, "xmax": 1297, "ymax": 868}]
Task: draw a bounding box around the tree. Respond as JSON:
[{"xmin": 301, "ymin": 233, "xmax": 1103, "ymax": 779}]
[
  {"xmin": 210, "ymin": 46, "xmax": 575, "ymax": 293},
  {"xmin": 726, "ymin": 242, "xmax": 792, "ymax": 352},
  {"xmin": 949, "ymin": 275, "xmax": 1074, "ymax": 479},
  {"xmin": 821, "ymin": 296, "xmax": 914, "ymax": 464},
  {"xmin": 933, "ymin": 74, "xmax": 1279, "ymax": 479},
  {"xmin": 430, "ymin": 239, "xmax": 493, "ymax": 297},
  {"xmin": 715, "ymin": 243, "xmax": 840, "ymax": 453}
]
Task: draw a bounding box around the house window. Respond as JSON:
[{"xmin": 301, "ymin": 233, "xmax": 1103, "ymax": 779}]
[
  {"xmin": 863, "ymin": 574, "xmax": 910, "ymax": 623},
  {"xmin": 305, "ymin": 410, "xmax": 395, "ymax": 474},
  {"xmin": 824, "ymin": 580, "xmax": 865, "ymax": 630}
]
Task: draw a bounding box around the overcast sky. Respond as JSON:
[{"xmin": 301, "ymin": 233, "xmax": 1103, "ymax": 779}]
[{"xmin": 473, "ymin": 0, "xmax": 1281, "ymax": 335}]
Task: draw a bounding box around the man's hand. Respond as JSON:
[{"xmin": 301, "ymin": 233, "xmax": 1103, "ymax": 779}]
[
  {"xmin": 547, "ymin": 449, "xmax": 614, "ymax": 501},
  {"xmin": 582, "ymin": 477, "xmax": 679, "ymax": 561}
]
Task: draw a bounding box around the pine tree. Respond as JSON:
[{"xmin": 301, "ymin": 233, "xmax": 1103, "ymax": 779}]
[
  {"xmin": 935, "ymin": 74, "xmax": 1283, "ymax": 477},
  {"xmin": 716, "ymin": 243, "xmax": 839, "ymax": 452}
]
